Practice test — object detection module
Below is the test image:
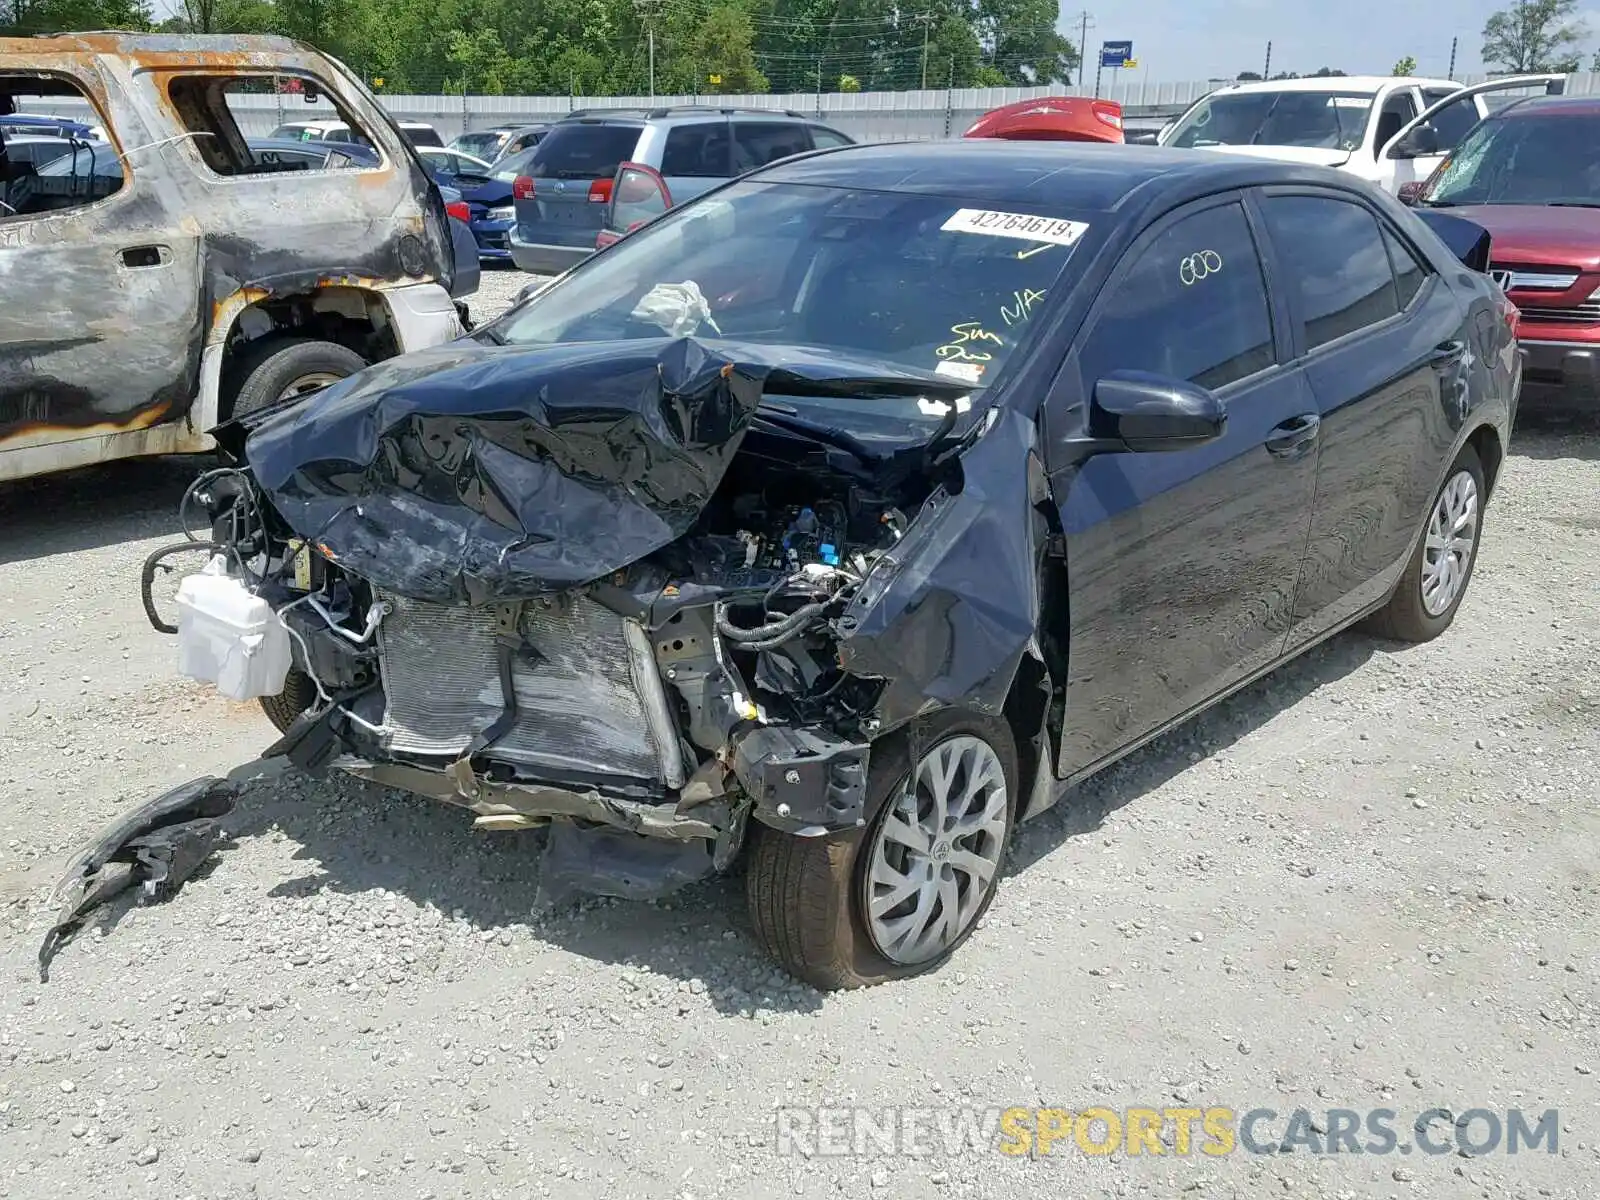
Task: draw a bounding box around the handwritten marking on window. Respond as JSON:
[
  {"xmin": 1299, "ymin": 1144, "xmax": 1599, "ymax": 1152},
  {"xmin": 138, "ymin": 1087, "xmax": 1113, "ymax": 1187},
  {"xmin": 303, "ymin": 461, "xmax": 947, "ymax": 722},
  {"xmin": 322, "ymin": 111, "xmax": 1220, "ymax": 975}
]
[
  {"xmin": 1179, "ymin": 250, "xmax": 1222, "ymax": 286},
  {"xmin": 936, "ymin": 321, "xmax": 1003, "ymax": 364},
  {"xmin": 1002, "ymin": 288, "xmax": 1047, "ymax": 326}
]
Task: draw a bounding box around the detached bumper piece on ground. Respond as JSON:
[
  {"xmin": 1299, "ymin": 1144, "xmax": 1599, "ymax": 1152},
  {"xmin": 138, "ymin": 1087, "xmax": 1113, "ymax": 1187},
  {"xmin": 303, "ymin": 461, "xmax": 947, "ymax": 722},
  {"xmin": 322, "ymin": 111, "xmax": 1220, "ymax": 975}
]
[{"xmin": 39, "ymin": 777, "xmax": 238, "ymax": 981}]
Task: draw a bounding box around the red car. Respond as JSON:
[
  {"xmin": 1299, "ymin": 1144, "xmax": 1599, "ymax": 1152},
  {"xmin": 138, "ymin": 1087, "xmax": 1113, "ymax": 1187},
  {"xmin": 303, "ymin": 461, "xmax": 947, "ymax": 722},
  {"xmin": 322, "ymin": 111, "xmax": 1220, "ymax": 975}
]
[
  {"xmin": 963, "ymin": 96, "xmax": 1124, "ymax": 143},
  {"xmin": 1408, "ymin": 94, "xmax": 1600, "ymax": 412}
]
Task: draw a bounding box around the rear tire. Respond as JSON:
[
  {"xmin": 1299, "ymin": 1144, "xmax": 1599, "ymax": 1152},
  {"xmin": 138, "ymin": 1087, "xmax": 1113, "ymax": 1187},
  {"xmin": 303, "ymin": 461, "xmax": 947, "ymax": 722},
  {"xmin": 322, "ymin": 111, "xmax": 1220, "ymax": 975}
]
[
  {"xmin": 225, "ymin": 337, "xmax": 368, "ymax": 420},
  {"xmin": 746, "ymin": 710, "xmax": 1017, "ymax": 990},
  {"xmin": 260, "ymin": 669, "xmax": 318, "ymax": 735},
  {"xmin": 1366, "ymin": 444, "xmax": 1485, "ymax": 643}
]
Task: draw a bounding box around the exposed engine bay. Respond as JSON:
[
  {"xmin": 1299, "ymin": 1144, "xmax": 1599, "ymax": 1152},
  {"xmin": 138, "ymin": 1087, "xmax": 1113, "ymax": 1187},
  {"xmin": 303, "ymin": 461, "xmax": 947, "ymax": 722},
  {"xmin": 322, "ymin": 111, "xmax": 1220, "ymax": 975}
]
[{"xmin": 141, "ymin": 335, "xmax": 1014, "ymax": 902}]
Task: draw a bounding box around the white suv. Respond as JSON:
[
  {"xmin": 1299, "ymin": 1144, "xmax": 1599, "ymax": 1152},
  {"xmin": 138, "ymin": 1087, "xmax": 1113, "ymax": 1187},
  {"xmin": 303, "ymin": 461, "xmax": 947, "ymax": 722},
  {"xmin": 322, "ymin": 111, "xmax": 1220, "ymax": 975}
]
[{"xmin": 1157, "ymin": 74, "xmax": 1567, "ymax": 195}]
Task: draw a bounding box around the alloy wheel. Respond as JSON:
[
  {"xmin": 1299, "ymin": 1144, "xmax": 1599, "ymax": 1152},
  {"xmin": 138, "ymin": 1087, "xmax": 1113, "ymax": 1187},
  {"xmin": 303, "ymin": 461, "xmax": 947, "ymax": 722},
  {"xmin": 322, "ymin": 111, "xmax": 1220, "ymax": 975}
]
[
  {"xmin": 1420, "ymin": 468, "xmax": 1479, "ymax": 617},
  {"xmin": 863, "ymin": 734, "xmax": 1009, "ymax": 965}
]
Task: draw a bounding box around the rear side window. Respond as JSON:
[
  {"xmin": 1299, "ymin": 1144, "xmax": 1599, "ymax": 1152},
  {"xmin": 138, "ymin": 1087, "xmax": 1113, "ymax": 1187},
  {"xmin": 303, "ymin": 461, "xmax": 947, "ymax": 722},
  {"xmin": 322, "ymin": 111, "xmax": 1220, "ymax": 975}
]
[
  {"xmin": 1077, "ymin": 200, "xmax": 1275, "ymax": 393},
  {"xmin": 404, "ymin": 126, "xmax": 443, "ymax": 148},
  {"xmin": 732, "ymin": 122, "xmax": 814, "ymax": 172},
  {"xmin": 810, "ymin": 126, "xmax": 853, "ymax": 148},
  {"xmin": 524, "ymin": 123, "xmax": 642, "ymax": 179},
  {"xmin": 1382, "ymin": 224, "xmax": 1427, "ymax": 309},
  {"xmin": 1262, "ymin": 194, "xmax": 1399, "ymax": 350},
  {"xmin": 169, "ymin": 75, "xmax": 379, "ymax": 175},
  {"xmin": 660, "ymin": 123, "xmax": 731, "ymax": 177}
]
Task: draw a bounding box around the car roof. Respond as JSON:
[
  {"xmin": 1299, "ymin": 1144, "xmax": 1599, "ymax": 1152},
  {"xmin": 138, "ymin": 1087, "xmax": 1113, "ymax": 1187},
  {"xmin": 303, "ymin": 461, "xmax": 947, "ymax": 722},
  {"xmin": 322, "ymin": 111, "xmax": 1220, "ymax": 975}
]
[
  {"xmin": 1206, "ymin": 75, "xmax": 1458, "ymax": 95},
  {"xmin": 1498, "ymin": 94, "xmax": 1600, "ymax": 118},
  {"xmin": 558, "ymin": 105, "xmax": 813, "ymax": 128},
  {"xmin": 754, "ymin": 139, "xmax": 1387, "ymax": 212}
]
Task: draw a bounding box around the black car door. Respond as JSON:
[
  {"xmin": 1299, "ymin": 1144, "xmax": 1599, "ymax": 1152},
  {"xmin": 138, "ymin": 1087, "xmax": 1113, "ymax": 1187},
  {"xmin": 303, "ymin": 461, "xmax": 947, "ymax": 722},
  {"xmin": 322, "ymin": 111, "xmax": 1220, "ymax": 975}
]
[
  {"xmin": 1044, "ymin": 194, "xmax": 1321, "ymax": 778},
  {"xmin": 1256, "ymin": 189, "xmax": 1464, "ymax": 644}
]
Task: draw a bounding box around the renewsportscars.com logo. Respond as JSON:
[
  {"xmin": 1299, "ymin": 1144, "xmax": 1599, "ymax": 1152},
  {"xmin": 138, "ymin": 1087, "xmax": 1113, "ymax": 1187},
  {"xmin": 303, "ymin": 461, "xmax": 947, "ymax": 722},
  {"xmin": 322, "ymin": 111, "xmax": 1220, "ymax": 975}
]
[{"xmin": 774, "ymin": 1105, "xmax": 1560, "ymax": 1159}]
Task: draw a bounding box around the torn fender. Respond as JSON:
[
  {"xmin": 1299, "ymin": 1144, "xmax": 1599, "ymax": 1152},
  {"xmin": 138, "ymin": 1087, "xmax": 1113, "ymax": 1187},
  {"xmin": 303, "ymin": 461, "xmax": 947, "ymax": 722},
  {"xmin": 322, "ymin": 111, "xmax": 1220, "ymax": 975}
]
[{"xmin": 836, "ymin": 407, "xmax": 1045, "ymax": 728}]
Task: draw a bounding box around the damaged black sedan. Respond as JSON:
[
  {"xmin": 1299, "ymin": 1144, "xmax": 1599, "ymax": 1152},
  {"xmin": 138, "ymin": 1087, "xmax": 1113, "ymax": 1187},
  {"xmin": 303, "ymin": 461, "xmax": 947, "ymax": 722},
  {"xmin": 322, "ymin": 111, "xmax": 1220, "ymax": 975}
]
[{"xmin": 154, "ymin": 142, "xmax": 1519, "ymax": 989}]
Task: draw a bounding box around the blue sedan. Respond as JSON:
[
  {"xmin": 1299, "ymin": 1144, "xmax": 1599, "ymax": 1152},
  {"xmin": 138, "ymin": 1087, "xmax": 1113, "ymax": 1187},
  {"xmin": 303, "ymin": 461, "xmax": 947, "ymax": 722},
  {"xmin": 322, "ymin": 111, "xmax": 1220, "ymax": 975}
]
[{"xmin": 416, "ymin": 146, "xmax": 529, "ymax": 262}]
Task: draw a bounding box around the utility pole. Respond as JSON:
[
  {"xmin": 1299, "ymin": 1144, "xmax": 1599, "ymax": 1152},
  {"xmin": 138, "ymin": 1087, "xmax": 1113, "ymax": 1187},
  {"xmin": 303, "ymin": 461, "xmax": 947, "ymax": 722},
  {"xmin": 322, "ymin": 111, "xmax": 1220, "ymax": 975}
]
[
  {"xmin": 1074, "ymin": 10, "xmax": 1094, "ymax": 88},
  {"xmin": 1447, "ymin": 36, "xmax": 1458, "ymax": 80},
  {"xmin": 635, "ymin": 0, "xmax": 662, "ymax": 98},
  {"xmin": 1263, "ymin": 41, "xmax": 1272, "ymax": 79},
  {"xmin": 921, "ymin": 13, "xmax": 932, "ymax": 89}
]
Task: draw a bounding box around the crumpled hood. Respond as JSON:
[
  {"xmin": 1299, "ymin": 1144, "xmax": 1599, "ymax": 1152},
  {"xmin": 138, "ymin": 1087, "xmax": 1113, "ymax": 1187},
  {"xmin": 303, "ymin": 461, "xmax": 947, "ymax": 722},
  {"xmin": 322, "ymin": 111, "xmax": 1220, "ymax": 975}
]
[
  {"xmin": 240, "ymin": 336, "xmax": 966, "ymax": 606},
  {"xmin": 1195, "ymin": 144, "xmax": 1352, "ymax": 169}
]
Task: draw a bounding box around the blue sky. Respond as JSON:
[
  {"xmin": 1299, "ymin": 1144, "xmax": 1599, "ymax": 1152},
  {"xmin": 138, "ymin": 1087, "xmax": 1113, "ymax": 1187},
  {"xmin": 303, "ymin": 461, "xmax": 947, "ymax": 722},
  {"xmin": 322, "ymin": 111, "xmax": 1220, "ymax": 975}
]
[{"xmin": 1060, "ymin": 0, "xmax": 1600, "ymax": 82}]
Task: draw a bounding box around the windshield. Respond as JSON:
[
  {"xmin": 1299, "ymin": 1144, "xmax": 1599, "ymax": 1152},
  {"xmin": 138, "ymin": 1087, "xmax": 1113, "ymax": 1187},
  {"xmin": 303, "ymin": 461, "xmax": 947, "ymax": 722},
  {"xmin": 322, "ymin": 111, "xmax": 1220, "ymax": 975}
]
[
  {"xmin": 1168, "ymin": 90, "xmax": 1374, "ymax": 151},
  {"xmin": 521, "ymin": 122, "xmax": 642, "ymax": 180},
  {"xmin": 1426, "ymin": 113, "xmax": 1600, "ymax": 206},
  {"xmin": 452, "ymin": 130, "xmax": 507, "ymax": 158},
  {"xmin": 491, "ymin": 180, "xmax": 1085, "ymax": 415}
]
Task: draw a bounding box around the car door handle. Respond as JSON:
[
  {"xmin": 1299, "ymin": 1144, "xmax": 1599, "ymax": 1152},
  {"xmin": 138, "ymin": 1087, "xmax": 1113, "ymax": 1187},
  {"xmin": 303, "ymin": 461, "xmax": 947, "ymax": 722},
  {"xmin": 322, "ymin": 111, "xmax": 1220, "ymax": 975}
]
[
  {"xmin": 1430, "ymin": 340, "xmax": 1466, "ymax": 367},
  {"xmin": 1265, "ymin": 413, "xmax": 1321, "ymax": 457},
  {"xmin": 119, "ymin": 245, "xmax": 170, "ymax": 268}
]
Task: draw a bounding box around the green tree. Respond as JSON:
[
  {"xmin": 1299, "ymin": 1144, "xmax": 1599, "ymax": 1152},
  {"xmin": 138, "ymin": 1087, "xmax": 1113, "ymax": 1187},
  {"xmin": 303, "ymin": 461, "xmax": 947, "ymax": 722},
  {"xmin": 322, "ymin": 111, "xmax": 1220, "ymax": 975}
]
[
  {"xmin": 693, "ymin": 4, "xmax": 768, "ymax": 92},
  {"xmin": 1235, "ymin": 70, "xmax": 1263, "ymax": 80},
  {"xmin": 1482, "ymin": 0, "xmax": 1587, "ymax": 72},
  {"xmin": 1, "ymin": 0, "xmax": 152, "ymax": 34},
  {"xmin": 1392, "ymin": 55, "xmax": 1416, "ymax": 76}
]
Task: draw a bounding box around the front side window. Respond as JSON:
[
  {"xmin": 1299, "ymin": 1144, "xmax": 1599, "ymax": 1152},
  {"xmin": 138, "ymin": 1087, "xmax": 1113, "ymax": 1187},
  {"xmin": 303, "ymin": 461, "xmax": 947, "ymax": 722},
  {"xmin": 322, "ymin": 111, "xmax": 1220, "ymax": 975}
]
[
  {"xmin": 1, "ymin": 72, "xmax": 125, "ymax": 221},
  {"xmin": 1168, "ymin": 90, "xmax": 1375, "ymax": 152},
  {"xmin": 1425, "ymin": 114, "xmax": 1600, "ymax": 207},
  {"xmin": 1262, "ymin": 195, "xmax": 1399, "ymax": 351},
  {"xmin": 1077, "ymin": 201, "xmax": 1275, "ymax": 393},
  {"xmin": 489, "ymin": 181, "xmax": 1088, "ymax": 417}
]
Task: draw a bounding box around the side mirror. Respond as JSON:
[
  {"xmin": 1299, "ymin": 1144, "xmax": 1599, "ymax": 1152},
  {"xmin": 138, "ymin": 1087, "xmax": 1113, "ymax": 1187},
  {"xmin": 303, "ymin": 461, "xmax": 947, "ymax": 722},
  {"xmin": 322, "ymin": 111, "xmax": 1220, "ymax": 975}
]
[
  {"xmin": 1397, "ymin": 181, "xmax": 1425, "ymax": 207},
  {"xmin": 1387, "ymin": 123, "xmax": 1439, "ymax": 159},
  {"xmin": 1088, "ymin": 371, "xmax": 1226, "ymax": 452}
]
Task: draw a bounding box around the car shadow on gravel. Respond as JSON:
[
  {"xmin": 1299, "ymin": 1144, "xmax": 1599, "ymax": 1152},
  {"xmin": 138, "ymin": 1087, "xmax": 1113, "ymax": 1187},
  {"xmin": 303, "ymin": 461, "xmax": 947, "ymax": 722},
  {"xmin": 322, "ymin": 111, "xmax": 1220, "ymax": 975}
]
[
  {"xmin": 213, "ymin": 760, "xmax": 809, "ymax": 1014},
  {"xmin": 193, "ymin": 633, "xmax": 1382, "ymax": 1013},
  {"xmin": 1005, "ymin": 632, "xmax": 1380, "ymax": 874},
  {"xmin": 0, "ymin": 455, "xmax": 201, "ymax": 564}
]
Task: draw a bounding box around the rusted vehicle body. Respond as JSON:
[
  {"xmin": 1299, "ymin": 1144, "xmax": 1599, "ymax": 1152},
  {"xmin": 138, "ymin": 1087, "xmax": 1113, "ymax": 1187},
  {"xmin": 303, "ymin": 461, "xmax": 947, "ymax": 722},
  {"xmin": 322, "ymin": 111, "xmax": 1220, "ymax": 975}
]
[{"xmin": 0, "ymin": 34, "xmax": 464, "ymax": 485}]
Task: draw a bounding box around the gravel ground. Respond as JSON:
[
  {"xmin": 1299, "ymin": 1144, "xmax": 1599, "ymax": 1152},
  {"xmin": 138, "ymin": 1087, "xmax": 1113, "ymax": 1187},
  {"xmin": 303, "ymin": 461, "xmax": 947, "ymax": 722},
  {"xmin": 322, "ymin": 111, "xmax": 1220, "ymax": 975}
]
[{"xmin": 0, "ymin": 280, "xmax": 1596, "ymax": 1199}]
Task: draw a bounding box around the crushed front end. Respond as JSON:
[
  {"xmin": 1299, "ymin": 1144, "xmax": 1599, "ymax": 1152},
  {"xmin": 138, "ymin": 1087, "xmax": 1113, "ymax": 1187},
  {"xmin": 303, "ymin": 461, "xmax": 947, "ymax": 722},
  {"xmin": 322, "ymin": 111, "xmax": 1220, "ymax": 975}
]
[{"xmin": 152, "ymin": 335, "xmax": 1010, "ymax": 902}]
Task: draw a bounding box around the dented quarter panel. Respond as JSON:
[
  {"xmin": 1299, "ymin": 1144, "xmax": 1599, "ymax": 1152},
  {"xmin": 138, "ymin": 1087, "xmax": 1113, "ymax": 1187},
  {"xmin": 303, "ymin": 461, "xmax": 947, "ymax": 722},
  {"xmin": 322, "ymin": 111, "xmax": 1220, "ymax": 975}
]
[{"xmin": 0, "ymin": 35, "xmax": 456, "ymax": 482}]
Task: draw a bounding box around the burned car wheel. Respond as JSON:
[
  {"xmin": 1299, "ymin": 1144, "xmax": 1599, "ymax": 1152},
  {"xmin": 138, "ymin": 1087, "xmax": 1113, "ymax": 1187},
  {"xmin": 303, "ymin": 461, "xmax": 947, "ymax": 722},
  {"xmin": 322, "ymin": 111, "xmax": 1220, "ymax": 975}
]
[
  {"xmin": 747, "ymin": 711, "xmax": 1017, "ymax": 990},
  {"xmin": 227, "ymin": 337, "xmax": 369, "ymax": 419}
]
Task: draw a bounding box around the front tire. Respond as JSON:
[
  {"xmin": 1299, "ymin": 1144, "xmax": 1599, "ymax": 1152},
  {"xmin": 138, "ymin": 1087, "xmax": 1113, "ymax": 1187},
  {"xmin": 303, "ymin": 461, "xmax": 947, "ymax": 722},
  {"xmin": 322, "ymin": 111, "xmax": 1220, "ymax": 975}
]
[
  {"xmin": 260, "ymin": 669, "xmax": 318, "ymax": 735},
  {"xmin": 1366, "ymin": 444, "xmax": 1485, "ymax": 643},
  {"xmin": 746, "ymin": 710, "xmax": 1017, "ymax": 990}
]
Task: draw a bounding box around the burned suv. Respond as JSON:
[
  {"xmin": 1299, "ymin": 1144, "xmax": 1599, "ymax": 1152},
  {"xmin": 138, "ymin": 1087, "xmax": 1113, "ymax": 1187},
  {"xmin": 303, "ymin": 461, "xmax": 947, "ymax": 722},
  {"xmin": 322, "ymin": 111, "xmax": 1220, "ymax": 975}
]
[
  {"xmin": 0, "ymin": 34, "xmax": 465, "ymax": 485},
  {"xmin": 157, "ymin": 142, "xmax": 1516, "ymax": 989}
]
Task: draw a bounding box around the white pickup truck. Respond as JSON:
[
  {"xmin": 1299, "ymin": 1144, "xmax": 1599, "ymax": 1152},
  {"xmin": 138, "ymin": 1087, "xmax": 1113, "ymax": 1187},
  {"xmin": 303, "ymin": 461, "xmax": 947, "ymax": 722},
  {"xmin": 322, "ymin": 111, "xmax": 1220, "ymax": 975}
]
[{"xmin": 1155, "ymin": 73, "xmax": 1568, "ymax": 196}]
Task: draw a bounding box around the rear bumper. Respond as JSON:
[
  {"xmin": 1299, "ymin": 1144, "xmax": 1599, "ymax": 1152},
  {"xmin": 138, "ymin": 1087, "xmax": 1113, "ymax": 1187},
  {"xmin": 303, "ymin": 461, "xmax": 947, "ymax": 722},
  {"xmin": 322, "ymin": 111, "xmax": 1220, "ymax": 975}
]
[
  {"xmin": 1517, "ymin": 339, "xmax": 1600, "ymax": 411},
  {"xmin": 508, "ymin": 227, "xmax": 592, "ymax": 275}
]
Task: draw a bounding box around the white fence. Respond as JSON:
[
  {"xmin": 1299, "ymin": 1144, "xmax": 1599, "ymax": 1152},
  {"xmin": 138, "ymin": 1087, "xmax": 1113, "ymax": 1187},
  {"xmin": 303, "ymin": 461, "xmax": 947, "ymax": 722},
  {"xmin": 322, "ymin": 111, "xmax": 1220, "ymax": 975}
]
[{"xmin": 22, "ymin": 74, "xmax": 1600, "ymax": 145}]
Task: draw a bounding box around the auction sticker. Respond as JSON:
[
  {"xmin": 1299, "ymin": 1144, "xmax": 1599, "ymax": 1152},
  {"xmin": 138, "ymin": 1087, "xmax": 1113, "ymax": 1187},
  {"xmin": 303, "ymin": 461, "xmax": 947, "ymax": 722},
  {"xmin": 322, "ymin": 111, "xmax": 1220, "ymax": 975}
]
[{"xmin": 942, "ymin": 209, "xmax": 1089, "ymax": 246}]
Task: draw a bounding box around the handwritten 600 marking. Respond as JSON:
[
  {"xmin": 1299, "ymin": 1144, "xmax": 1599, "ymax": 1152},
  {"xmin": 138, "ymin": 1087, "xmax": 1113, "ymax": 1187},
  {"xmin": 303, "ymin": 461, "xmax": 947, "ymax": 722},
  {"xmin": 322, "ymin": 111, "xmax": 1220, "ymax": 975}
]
[{"xmin": 1180, "ymin": 250, "xmax": 1222, "ymax": 286}]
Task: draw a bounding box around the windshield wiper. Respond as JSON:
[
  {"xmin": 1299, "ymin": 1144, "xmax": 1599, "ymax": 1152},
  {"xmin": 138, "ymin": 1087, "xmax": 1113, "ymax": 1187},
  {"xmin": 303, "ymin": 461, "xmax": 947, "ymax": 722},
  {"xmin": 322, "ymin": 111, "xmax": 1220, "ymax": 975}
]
[{"xmin": 1548, "ymin": 201, "xmax": 1600, "ymax": 208}]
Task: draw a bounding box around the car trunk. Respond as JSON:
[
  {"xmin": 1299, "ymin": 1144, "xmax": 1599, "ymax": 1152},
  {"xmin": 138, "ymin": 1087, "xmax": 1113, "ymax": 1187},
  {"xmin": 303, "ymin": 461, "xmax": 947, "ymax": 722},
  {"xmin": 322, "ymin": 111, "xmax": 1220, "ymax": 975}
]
[{"xmin": 512, "ymin": 121, "xmax": 644, "ymax": 251}]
